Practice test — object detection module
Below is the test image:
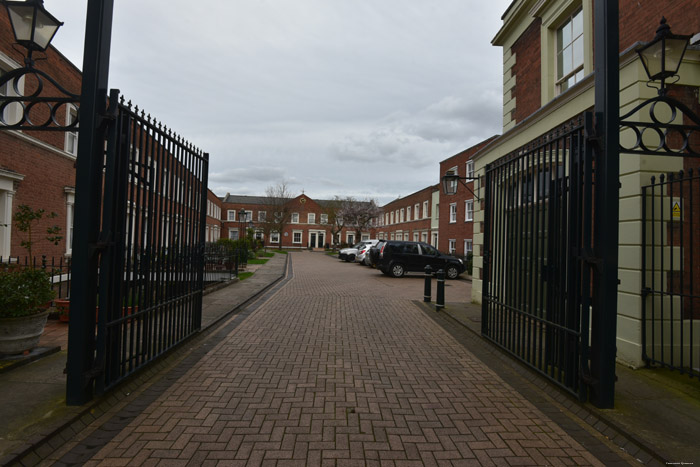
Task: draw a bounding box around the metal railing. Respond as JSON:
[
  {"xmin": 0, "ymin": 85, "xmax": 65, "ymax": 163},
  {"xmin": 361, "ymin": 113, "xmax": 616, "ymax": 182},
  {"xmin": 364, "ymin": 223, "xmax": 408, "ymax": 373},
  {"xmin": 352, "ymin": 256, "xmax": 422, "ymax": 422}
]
[
  {"xmin": 203, "ymin": 244, "xmax": 246, "ymax": 283},
  {"xmin": 0, "ymin": 255, "xmax": 72, "ymax": 300},
  {"xmin": 642, "ymin": 169, "xmax": 700, "ymax": 379}
]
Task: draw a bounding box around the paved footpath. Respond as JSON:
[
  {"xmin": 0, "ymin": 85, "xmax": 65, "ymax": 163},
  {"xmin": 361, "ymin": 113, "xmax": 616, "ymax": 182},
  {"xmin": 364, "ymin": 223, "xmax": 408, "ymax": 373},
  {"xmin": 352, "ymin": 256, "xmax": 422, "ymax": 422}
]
[{"xmin": 44, "ymin": 252, "xmax": 637, "ymax": 466}]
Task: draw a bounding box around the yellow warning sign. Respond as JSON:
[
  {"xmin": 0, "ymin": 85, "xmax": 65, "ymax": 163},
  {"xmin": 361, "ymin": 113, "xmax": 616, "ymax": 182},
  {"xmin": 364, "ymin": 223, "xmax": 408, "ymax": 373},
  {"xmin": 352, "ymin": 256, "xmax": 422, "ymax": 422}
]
[{"xmin": 672, "ymin": 201, "xmax": 681, "ymax": 219}]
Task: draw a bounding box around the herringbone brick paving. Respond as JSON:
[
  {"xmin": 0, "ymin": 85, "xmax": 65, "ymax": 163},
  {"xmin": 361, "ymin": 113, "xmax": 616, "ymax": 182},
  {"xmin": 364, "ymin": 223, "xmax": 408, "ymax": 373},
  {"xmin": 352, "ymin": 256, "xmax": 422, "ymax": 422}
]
[{"xmin": 57, "ymin": 253, "xmax": 612, "ymax": 465}]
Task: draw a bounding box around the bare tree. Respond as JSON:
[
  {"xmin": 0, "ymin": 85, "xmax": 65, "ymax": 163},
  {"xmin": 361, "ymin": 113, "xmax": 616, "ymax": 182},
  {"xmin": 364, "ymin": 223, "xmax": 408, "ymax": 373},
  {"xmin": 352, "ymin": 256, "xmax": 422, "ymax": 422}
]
[
  {"xmin": 343, "ymin": 197, "xmax": 380, "ymax": 240},
  {"xmin": 260, "ymin": 182, "xmax": 294, "ymax": 249},
  {"xmin": 322, "ymin": 196, "xmax": 349, "ymax": 247}
]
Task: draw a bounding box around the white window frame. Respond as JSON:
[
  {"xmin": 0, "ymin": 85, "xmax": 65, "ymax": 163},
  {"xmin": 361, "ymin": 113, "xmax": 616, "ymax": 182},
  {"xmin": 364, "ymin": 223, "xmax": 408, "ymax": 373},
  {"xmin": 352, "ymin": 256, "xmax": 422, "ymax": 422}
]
[
  {"xmin": 291, "ymin": 212, "xmax": 299, "ymax": 224},
  {"xmin": 555, "ymin": 7, "xmax": 585, "ymax": 95},
  {"xmin": 413, "ymin": 232, "xmax": 419, "ymax": 242},
  {"xmin": 64, "ymin": 104, "xmax": 79, "ymax": 156},
  {"xmin": 465, "ymin": 200, "xmax": 474, "ymax": 222},
  {"xmin": 447, "ymin": 166, "xmax": 458, "ymax": 193},
  {"xmin": 228, "ymin": 228, "xmax": 239, "ymax": 240},
  {"xmin": 320, "ymin": 213, "xmax": 328, "ymax": 224},
  {"xmin": 227, "ymin": 210, "xmax": 236, "ymax": 221},
  {"xmin": 400, "ymin": 208, "xmax": 404, "ymax": 223},
  {"xmin": 448, "ymin": 239, "xmax": 456, "ymax": 254},
  {"xmin": 406, "ymin": 206, "xmax": 411, "ymax": 221},
  {"xmin": 270, "ymin": 231, "xmax": 280, "ymax": 243},
  {"xmin": 0, "ymin": 169, "xmax": 24, "ymax": 258},
  {"xmin": 466, "ymin": 160, "xmax": 474, "ymax": 180},
  {"xmin": 0, "ymin": 56, "xmax": 24, "ymax": 126},
  {"xmin": 65, "ymin": 188, "xmax": 75, "ymax": 256},
  {"xmin": 292, "ymin": 230, "xmax": 303, "ymax": 244},
  {"xmin": 414, "ymin": 203, "xmax": 420, "ymax": 220},
  {"xmin": 244, "ymin": 210, "xmax": 253, "ymax": 222},
  {"xmin": 464, "ymin": 239, "xmax": 473, "ymax": 255},
  {"xmin": 258, "ymin": 211, "xmax": 266, "ymax": 222},
  {"xmin": 421, "ymin": 232, "xmax": 428, "ymax": 243},
  {"xmin": 449, "ymin": 203, "xmax": 457, "ymax": 223},
  {"xmin": 308, "ymin": 213, "xmax": 316, "ymax": 224},
  {"xmin": 423, "ymin": 201, "xmax": 429, "ymax": 218}
]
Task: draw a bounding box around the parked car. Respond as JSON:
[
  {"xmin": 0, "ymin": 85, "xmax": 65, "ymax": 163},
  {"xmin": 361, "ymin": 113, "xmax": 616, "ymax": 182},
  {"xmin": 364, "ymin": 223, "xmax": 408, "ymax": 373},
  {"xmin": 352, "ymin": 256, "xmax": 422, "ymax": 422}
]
[
  {"xmin": 367, "ymin": 239, "xmax": 388, "ymax": 267},
  {"xmin": 377, "ymin": 241, "xmax": 465, "ymax": 279},
  {"xmin": 356, "ymin": 239, "xmax": 380, "ymax": 265},
  {"xmin": 338, "ymin": 242, "xmax": 363, "ymax": 262}
]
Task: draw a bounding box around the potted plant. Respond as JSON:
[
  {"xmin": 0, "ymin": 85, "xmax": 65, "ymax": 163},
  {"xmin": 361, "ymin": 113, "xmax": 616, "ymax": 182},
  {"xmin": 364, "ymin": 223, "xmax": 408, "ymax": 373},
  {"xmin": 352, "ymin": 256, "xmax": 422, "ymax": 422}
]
[
  {"xmin": 0, "ymin": 205, "xmax": 63, "ymax": 354},
  {"xmin": 0, "ymin": 266, "xmax": 55, "ymax": 355}
]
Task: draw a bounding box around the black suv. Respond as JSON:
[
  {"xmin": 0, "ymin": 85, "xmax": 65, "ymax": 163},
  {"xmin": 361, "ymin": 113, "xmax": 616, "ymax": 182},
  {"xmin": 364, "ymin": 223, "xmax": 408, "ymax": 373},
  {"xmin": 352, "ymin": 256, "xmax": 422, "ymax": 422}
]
[{"xmin": 377, "ymin": 241, "xmax": 465, "ymax": 279}]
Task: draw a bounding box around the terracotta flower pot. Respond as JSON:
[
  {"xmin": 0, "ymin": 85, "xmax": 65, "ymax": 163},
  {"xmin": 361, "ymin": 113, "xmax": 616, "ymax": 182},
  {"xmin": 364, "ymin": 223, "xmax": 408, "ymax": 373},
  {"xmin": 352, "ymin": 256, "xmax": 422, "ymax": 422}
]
[{"xmin": 55, "ymin": 298, "xmax": 70, "ymax": 323}]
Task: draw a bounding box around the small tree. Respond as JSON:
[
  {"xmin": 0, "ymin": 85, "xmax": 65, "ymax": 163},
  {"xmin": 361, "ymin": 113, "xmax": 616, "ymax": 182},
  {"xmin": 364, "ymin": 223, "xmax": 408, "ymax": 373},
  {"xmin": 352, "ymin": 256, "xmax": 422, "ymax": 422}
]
[
  {"xmin": 13, "ymin": 205, "xmax": 63, "ymax": 260},
  {"xmin": 260, "ymin": 182, "xmax": 294, "ymax": 250},
  {"xmin": 343, "ymin": 198, "xmax": 380, "ymax": 240},
  {"xmin": 323, "ymin": 196, "xmax": 350, "ymax": 247}
]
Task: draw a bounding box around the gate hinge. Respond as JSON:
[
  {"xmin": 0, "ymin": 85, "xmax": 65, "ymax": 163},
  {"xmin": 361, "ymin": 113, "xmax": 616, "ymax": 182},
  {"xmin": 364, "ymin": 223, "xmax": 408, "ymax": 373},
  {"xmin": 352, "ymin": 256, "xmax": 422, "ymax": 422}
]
[{"xmin": 641, "ymin": 287, "xmax": 652, "ymax": 298}]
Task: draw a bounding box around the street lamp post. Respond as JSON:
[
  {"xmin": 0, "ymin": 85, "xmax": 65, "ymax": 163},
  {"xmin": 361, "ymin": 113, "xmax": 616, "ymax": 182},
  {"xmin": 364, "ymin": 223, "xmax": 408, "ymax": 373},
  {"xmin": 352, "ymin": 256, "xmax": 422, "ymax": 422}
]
[{"xmin": 238, "ymin": 208, "xmax": 246, "ymax": 250}]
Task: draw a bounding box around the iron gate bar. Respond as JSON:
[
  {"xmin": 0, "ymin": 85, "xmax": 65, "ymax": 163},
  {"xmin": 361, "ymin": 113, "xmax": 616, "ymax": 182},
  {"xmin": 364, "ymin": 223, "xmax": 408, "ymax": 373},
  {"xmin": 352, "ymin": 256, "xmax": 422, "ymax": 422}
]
[
  {"xmin": 482, "ymin": 115, "xmax": 593, "ymax": 401},
  {"xmin": 642, "ymin": 170, "xmax": 700, "ymax": 379}
]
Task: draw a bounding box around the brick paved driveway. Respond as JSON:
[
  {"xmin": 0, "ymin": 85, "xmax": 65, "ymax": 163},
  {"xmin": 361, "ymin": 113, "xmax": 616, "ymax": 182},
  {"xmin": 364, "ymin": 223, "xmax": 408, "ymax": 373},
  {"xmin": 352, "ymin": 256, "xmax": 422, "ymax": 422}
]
[{"xmin": 66, "ymin": 253, "xmax": 610, "ymax": 466}]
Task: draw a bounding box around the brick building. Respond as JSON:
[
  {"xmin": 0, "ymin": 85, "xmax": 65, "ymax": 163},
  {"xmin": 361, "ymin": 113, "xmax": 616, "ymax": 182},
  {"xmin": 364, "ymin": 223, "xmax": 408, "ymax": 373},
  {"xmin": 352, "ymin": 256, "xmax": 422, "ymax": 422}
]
[
  {"xmin": 0, "ymin": 8, "xmax": 81, "ymax": 260},
  {"xmin": 469, "ymin": 0, "xmax": 700, "ymax": 367},
  {"xmin": 376, "ymin": 185, "xmax": 437, "ymax": 246},
  {"xmin": 437, "ymin": 137, "xmax": 498, "ymax": 257},
  {"xmin": 220, "ymin": 193, "xmax": 378, "ymax": 249}
]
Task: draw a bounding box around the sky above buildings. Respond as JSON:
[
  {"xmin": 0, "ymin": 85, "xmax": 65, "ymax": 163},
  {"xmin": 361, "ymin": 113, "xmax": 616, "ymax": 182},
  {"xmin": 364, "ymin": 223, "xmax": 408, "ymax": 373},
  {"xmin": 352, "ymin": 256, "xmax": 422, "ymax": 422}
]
[{"xmin": 47, "ymin": 0, "xmax": 512, "ymax": 205}]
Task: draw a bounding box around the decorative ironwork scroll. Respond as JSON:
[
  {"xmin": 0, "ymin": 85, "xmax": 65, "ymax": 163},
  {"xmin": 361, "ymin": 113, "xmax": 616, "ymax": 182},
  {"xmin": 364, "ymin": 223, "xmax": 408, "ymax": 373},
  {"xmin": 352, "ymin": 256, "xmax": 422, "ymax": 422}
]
[
  {"xmin": 620, "ymin": 94, "xmax": 700, "ymax": 157},
  {"xmin": 0, "ymin": 65, "xmax": 79, "ymax": 131}
]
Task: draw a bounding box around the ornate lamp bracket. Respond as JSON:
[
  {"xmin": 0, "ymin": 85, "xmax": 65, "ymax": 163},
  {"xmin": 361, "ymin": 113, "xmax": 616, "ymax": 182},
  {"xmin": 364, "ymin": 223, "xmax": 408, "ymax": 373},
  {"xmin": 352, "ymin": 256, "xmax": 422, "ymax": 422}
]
[
  {"xmin": 0, "ymin": 63, "xmax": 80, "ymax": 131},
  {"xmin": 619, "ymin": 94, "xmax": 700, "ymax": 158}
]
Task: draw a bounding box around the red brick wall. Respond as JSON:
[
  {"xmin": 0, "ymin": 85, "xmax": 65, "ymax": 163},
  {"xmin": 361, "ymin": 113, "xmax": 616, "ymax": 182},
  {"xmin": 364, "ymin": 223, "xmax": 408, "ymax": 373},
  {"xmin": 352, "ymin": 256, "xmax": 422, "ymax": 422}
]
[
  {"xmin": 512, "ymin": 18, "xmax": 542, "ymax": 124},
  {"xmin": 507, "ymin": 0, "xmax": 699, "ymax": 125},
  {"xmin": 438, "ymin": 138, "xmax": 498, "ymax": 255},
  {"xmin": 1, "ymin": 132, "xmax": 76, "ymax": 259},
  {"xmin": 221, "ymin": 195, "xmax": 353, "ymax": 249},
  {"xmin": 377, "ymin": 186, "xmax": 436, "ymax": 243},
  {"xmin": 1, "ymin": 8, "xmax": 82, "ymax": 260},
  {"xmin": 618, "ymin": 0, "xmax": 700, "ymax": 53}
]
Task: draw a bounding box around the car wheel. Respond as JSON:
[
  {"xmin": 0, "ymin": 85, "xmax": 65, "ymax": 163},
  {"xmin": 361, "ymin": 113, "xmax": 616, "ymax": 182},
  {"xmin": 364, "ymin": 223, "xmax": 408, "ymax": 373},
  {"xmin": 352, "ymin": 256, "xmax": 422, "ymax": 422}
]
[
  {"xmin": 446, "ymin": 265, "xmax": 459, "ymax": 280},
  {"xmin": 390, "ymin": 263, "xmax": 405, "ymax": 278}
]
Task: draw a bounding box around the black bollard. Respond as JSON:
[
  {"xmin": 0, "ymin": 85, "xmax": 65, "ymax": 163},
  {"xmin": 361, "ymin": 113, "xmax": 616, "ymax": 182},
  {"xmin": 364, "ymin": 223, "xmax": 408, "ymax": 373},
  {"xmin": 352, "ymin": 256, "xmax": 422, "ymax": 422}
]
[
  {"xmin": 436, "ymin": 269, "xmax": 445, "ymax": 311},
  {"xmin": 424, "ymin": 265, "xmax": 432, "ymax": 302}
]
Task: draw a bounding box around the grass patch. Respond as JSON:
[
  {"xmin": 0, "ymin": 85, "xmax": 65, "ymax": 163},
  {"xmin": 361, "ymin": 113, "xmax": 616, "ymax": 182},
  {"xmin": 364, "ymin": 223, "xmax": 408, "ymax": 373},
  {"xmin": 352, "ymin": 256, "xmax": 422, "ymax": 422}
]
[
  {"xmin": 248, "ymin": 258, "xmax": 269, "ymax": 264},
  {"xmin": 238, "ymin": 272, "xmax": 254, "ymax": 281},
  {"xmin": 259, "ymin": 251, "xmax": 275, "ymax": 257},
  {"xmin": 273, "ymin": 249, "xmax": 288, "ymax": 254}
]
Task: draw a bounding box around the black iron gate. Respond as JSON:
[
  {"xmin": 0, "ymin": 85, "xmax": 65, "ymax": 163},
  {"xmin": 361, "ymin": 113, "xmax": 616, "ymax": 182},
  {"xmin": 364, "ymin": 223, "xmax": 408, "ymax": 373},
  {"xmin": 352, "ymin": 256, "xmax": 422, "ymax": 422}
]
[
  {"xmin": 642, "ymin": 169, "xmax": 700, "ymax": 379},
  {"xmin": 482, "ymin": 115, "xmax": 595, "ymax": 400},
  {"xmin": 93, "ymin": 96, "xmax": 209, "ymax": 392}
]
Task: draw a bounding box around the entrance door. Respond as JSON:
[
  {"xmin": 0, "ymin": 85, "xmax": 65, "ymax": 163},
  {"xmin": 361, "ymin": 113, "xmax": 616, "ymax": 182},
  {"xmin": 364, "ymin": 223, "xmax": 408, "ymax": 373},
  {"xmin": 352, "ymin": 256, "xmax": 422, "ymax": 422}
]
[
  {"xmin": 318, "ymin": 233, "xmax": 325, "ymax": 248},
  {"xmin": 310, "ymin": 232, "xmax": 317, "ymax": 249}
]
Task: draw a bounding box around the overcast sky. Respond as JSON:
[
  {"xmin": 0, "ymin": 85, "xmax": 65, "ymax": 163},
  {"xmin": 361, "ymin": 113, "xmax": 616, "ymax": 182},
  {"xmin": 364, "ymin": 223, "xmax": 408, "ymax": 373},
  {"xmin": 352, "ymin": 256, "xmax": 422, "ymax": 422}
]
[{"xmin": 47, "ymin": 0, "xmax": 511, "ymax": 205}]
